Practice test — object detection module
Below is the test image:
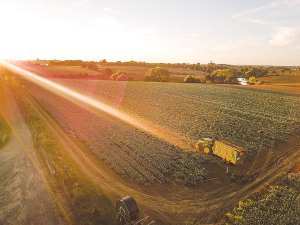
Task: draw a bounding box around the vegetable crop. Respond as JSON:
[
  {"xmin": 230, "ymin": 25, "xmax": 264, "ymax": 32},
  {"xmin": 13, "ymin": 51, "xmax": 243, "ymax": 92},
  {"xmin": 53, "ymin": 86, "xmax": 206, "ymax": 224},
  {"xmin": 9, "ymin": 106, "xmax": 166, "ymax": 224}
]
[{"xmin": 25, "ymin": 80, "xmax": 300, "ymax": 185}]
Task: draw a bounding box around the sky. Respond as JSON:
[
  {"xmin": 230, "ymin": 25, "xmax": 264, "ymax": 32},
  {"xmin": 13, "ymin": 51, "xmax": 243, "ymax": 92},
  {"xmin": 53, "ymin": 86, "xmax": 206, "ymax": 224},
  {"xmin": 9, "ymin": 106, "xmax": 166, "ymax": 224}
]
[{"xmin": 0, "ymin": 0, "xmax": 300, "ymax": 66}]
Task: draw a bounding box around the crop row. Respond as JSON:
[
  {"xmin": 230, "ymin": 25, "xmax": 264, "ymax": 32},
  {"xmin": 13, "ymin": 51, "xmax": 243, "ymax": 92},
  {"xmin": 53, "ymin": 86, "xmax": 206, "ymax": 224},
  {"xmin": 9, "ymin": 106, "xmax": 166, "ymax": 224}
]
[
  {"xmin": 49, "ymin": 80, "xmax": 300, "ymax": 161},
  {"xmin": 25, "ymin": 79, "xmax": 300, "ymax": 185},
  {"xmin": 27, "ymin": 80, "xmax": 210, "ymax": 186}
]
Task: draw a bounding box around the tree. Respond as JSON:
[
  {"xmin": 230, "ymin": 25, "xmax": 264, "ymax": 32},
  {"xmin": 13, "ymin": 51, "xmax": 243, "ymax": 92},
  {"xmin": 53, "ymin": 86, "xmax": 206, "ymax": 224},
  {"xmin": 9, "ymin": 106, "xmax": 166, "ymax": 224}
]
[
  {"xmin": 111, "ymin": 70, "xmax": 127, "ymax": 81},
  {"xmin": 87, "ymin": 62, "xmax": 98, "ymax": 70},
  {"xmin": 245, "ymin": 68, "xmax": 256, "ymax": 78},
  {"xmin": 207, "ymin": 69, "xmax": 238, "ymax": 84},
  {"xmin": 105, "ymin": 68, "xmax": 113, "ymax": 76},
  {"xmin": 116, "ymin": 74, "xmax": 128, "ymax": 81},
  {"xmin": 144, "ymin": 68, "xmax": 170, "ymax": 82},
  {"xmin": 249, "ymin": 76, "xmax": 256, "ymax": 84},
  {"xmin": 184, "ymin": 75, "xmax": 201, "ymax": 83},
  {"xmin": 100, "ymin": 59, "xmax": 107, "ymax": 66}
]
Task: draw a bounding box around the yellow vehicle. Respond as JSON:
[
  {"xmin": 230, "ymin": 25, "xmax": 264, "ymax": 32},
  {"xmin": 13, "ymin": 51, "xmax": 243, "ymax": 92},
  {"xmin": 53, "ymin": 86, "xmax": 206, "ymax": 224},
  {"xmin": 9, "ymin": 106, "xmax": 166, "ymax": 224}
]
[
  {"xmin": 195, "ymin": 138, "xmax": 247, "ymax": 165},
  {"xmin": 195, "ymin": 138, "xmax": 214, "ymax": 153}
]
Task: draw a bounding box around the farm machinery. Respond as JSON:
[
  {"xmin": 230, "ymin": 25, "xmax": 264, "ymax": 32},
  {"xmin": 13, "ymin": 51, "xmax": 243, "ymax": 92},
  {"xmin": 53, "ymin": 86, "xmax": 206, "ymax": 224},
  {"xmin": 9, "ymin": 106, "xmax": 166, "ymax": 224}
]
[
  {"xmin": 116, "ymin": 196, "xmax": 154, "ymax": 225},
  {"xmin": 195, "ymin": 138, "xmax": 247, "ymax": 165}
]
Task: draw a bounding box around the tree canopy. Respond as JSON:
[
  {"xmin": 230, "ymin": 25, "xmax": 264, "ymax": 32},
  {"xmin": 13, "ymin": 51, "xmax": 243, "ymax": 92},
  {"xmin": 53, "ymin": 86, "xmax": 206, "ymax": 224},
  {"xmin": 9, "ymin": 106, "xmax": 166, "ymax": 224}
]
[
  {"xmin": 249, "ymin": 76, "xmax": 256, "ymax": 84},
  {"xmin": 244, "ymin": 67, "xmax": 268, "ymax": 78},
  {"xmin": 184, "ymin": 75, "xmax": 202, "ymax": 83},
  {"xmin": 144, "ymin": 68, "xmax": 170, "ymax": 82},
  {"xmin": 205, "ymin": 69, "xmax": 238, "ymax": 84},
  {"xmin": 111, "ymin": 70, "xmax": 127, "ymax": 81}
]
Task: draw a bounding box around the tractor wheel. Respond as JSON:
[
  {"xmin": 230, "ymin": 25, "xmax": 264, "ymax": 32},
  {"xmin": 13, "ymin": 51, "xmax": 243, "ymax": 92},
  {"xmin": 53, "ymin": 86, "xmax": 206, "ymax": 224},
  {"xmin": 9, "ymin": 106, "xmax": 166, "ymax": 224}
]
[
  {"xmin": 195, "ymin": 144, "xmax": 200, "ymax": 149},
  {"xmin": 203, "ymin": 147, "xmax": 210, "ymax": 154}
]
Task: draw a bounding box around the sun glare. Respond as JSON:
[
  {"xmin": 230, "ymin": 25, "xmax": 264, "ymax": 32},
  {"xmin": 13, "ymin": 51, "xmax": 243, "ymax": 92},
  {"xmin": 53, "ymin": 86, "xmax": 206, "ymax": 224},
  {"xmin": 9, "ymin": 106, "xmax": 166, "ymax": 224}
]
[{"xmin": 0, "ymin": 60, "xmax": 190, "ymax": 150}]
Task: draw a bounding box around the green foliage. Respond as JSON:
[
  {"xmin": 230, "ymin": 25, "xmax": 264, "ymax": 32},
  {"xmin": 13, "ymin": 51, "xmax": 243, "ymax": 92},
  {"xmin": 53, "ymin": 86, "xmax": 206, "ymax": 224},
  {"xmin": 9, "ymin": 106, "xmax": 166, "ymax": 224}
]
[
  {"xmin": 244, "ymin": 67, "xmax": 268, "ymax": 78},
  {"xmin": 87, "ymin": 62, "xmax": 98, "ymax": 70},
  {"xmin": 0, "ymin": 115, "xmax": 11, "ymax": 148},
  {"xmin": 184, "ymin": 75, "xmax": 202, "ymax": 83},
  {"xmin": 249, "ymin": 76, "xmax": 256, "ymax": 84},
  {"xmin": 0, "ymin": 83, "xmax": 11, "ymax": 148},
  {"xmin": 111, "ymin": 70, "xmax": 127, "ymax": 81},
  {"xmin": 105, "ymin": 68, "xmax": 113, "ymax": 76},
  {"xmin": 116, "ymin": 74, "xmax": 128, "ymax": 81},
  {"xmin": 219, "ymin": 220, "xmax": 230, "ymax": 225},
  {"xmin": 144, "ymin": 67, "xmax": 170, "ymax": 82},
  {"xmin": 245, "ymin": 68, "xmax": 255, "ymax": 78},
  {"xmin": 205, "ymin": 69, "xmax": 238, "ymax": 84},
  {"xmin": 226, "ymin": 173, "xmax": 300, "ymax": 225},
  {"xmin": 256, "ymin": 80, "xmax": 263, "ymax": 85}
]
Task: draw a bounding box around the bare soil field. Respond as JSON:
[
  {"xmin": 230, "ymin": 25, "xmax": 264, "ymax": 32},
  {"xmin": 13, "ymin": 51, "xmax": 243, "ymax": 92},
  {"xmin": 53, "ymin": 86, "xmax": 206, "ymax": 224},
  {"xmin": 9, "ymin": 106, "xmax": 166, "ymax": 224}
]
[{"xmin": 0, "ymin": 83, "xmax": 65, "ymax": 225}]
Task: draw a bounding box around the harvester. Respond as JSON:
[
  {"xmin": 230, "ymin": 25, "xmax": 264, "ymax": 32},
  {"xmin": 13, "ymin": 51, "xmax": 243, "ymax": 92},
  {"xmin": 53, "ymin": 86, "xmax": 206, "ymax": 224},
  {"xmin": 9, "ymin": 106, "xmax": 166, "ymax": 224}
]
[
  {"xmin": 116, "ymin": 196, "xmax": 154, "ymax": 225},
  {"xmin": 195, "ymin": 138, "xmax": 247, "ymax": 165}
]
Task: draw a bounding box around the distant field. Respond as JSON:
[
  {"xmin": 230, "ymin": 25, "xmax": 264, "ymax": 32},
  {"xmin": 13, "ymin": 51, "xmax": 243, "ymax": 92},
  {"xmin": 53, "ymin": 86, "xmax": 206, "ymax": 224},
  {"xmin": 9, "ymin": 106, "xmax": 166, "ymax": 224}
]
[
  {"xmin": 18, "ymin": 64, "xmax": 204, "ymax": 82},
  {"xmin": 25, "ymin": 80, "xmax": 300, "ymax": 186},
  {"xmin": 243, "ymin": 70, "xmax": 300, "ymax": 95},
  {"xmin": 100, "ymin": 66, "xmax": 205, "ymax": 82}
]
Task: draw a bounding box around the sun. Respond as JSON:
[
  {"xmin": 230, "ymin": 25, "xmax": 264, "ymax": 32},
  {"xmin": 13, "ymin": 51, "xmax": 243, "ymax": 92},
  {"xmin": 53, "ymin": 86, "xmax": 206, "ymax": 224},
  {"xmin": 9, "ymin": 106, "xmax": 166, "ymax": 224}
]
[{"xmin": 0, "ymin": 3, "xmax": 43, "ymax": 60}]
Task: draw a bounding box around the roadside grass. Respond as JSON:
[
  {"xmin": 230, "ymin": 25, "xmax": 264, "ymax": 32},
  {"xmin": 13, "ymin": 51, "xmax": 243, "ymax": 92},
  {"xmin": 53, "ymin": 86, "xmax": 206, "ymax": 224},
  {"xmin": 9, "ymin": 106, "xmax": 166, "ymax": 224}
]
[
  {"xmin": 0, "ymin": 82, "xmax": 11, "ymax": 149},
  {"xmin": 0, "ymin": 116, "xmax": 11, "ymax": 149},
  {"xmin": 11, "ymin": 82, "xmax": 115, "ymax": 225}
]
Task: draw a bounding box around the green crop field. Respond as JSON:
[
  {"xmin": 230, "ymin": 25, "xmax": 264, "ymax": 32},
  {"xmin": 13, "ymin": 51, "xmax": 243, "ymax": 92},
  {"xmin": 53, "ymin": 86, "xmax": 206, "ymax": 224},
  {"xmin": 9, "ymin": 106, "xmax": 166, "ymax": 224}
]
[{"xmin": 23, "ymin": 79, "xmax": 300, "ymax": 186}]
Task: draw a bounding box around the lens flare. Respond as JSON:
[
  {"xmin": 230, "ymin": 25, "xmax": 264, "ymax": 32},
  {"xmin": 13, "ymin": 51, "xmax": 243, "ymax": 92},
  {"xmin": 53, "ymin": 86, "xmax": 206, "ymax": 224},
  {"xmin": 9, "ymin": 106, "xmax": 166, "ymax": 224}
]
[{"xmin": 0, "ymin": 60, "xmax": 190, "ymax": 151}]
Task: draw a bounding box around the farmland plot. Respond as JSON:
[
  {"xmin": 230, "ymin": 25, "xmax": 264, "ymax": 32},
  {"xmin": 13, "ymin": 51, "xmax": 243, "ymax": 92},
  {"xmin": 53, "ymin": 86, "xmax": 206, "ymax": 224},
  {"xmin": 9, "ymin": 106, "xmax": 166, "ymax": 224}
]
[
  {"xmin": 25, "ymin": 79, "xmax": 300, "ymax": 185},
  {"xmin": 25, "ymin": 80, "xmax": 210, "ymax": 186},
  {"xmin": 51, "ymin": 80, "xmax": 300, "ymax": 158}
]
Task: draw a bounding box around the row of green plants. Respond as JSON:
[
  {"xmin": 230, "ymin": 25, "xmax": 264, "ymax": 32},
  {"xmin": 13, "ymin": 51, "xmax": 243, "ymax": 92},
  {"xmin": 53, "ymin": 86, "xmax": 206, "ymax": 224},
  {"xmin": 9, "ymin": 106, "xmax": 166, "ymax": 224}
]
[
  {"xmin": 220, "ymin": 172, "xmax": 300, "ymax": 224},
  {"xmin": 22, "ymin": 79, "xmax": 300, "ymax": 184},
  {"xmin": 25, "ymin": 79, "xmax": 211, "ymax": 186},
  {"xmin": 114, "ymin": 82, "xmax": 300, "ymax": 161},
  {"xmin": 11, "ymin": 82, "xmax": 115, "ymax": 224}
]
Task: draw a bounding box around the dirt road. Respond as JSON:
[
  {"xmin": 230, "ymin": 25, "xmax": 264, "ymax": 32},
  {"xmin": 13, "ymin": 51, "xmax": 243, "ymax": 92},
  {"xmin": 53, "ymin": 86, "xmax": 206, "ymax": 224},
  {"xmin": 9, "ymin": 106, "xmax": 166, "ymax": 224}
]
[
  {"xmin": 0, "ymin": 83, "xmax": 64, "ymax": 224},
  {"xmin": 19, "ymin": 81, "xmax": 300, "ymax": 224}
]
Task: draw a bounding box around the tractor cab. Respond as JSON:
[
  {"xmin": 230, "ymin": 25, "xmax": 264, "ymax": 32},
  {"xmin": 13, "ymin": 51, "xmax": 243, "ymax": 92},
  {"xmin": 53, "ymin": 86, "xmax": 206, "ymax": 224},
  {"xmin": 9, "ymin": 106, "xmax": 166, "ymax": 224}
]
[{"xmin": 195, "ymin": 138, "xmax": 214, "ymax": 153}]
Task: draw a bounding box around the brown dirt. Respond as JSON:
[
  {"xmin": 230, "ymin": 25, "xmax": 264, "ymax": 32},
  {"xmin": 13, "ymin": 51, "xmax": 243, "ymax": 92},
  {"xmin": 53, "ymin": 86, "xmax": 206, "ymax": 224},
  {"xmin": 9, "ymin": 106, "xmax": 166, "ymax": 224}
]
[
  {"xmin": 15, "ymin": 81, "xmax": 300, "ymax": 224},
  {"xmin": 0, "ymin": 83, "xmax": 66, "ymax": 224}
]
